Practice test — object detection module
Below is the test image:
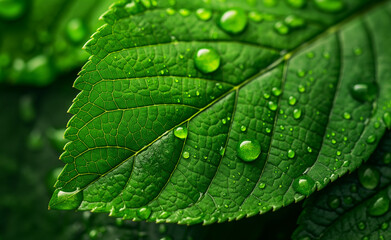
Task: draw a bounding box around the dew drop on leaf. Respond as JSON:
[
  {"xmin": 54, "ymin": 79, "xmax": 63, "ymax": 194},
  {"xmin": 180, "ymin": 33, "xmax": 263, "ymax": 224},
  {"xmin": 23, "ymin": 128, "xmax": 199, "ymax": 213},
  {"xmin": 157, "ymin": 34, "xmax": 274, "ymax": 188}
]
[
  {"xmin": 240, "ymin": 125, "xmax": 247, "ymax": 132},
  {"xmin": 237, "ymin": 139, "xmax": 261, "ymax": 162},
  {"xmin": 343, "ymin": 112, "xmax": 351, "ymax": 120},
  {"xmin": 219, "ymin": 8, "xmax": 248, "ymax": 34},
  {"xmin": 183, "ymin": 151, "xmax": 190, "ymax": 159},
  {"xmin": 286, "ymin": 0, "xmax": 306, "ymax": 8},
  {"xmin": 298, "ymin": 84, "xmax": 306, "ymax": 93},
  {"xmin": 368, "ymin": 194, "xmax": 390, "ymax": 217},
  {"xmin": 137, "ymin": 207, "xmax": 152, "ymax": 220},
  {"xmin": 383, "ymin": 112, "xmax": 391, "ymax": 129},
  {"xmin": 327, "ymin": 195, "xmax": 340, "ymax": 209},
  {"xmin": 358, "ymin": 166, "xmax": 380, "ymax": 190},
  {"xmin": 248, "ymin": 11, "xmax": 263, "ymax": 22},
  {"xmin": 0, "ymin": 0, "xmax": 27, "ymax": 20},
  {"xmin": 288, "ymin": 96, "xmax": 297, "ymax": 106},
  {"xmin": 287, "ymin": 149, "xmax": 296, "ymax": 159},
  {"xmin": 274, "ymin": 21, "xmax": 290, "ymax": 35},
  {"xmin": 366, "ymin": 135, "xmax": 376, "ymax": 144},
  {"xmin": 284, "ymin": 15, "xmax": 306, "ymax": 29},
  {"xmin": 259, "ymin": 182, "xmax": 266, "ymax": 189},
  {"xmin": 272, "ymin": 87, "xmax": 282, "ymax": 96},
  {"xmin": 174, "ymin": 126, "xmax": 188, "ymax": 139},
  {"xmin": 293, "ymin": 109, "xmax": 302, "ymax": 119},
  {"xmin": 196, "ymin": 8, "xmax": 212, "ymax": 21},
  {"xmin": 179, "ymin": 9, "xmax": 190, "ymax": 17},
  {"xmin": 166, "ymin": 8, "xmax": 176, "ymax": 15},
  {"xmin": 293, "ymin": 175, "xmax": 315, "ymax": 196},
  {"xmin": 350, "ymin": 83, "xmax": 378, "ymax": 103},
  {"xmin": 268, "ymin": 101, "xmax": 278, "ymax": 111},
  {"xmin": 307, "ymin": 146, "xmax": 313, "ymax": 153},
  {"xmin": 194, "ymin": 48, "xmax": 220, "ymax": 74},
  {"xmin": 263, "ymin": 0, "xmax": 277, "ymax": 7},
  {"xmin": 313, "ymin": 0, "xmax": 344, "ymax": 13},
  {"xmin": 358, "ymin": 222, "xmax": 366, "ymax": 230},
  {"xmin": 66, "ymin": 18, "xmax": 88, "ymax": 44},
  {"xmin": 49, "ymin": 189, "xmax": 83, "ymax": 210},
  {"xmin": 381, "ymin": 222, "xmax": 389, "ymax": 230}
]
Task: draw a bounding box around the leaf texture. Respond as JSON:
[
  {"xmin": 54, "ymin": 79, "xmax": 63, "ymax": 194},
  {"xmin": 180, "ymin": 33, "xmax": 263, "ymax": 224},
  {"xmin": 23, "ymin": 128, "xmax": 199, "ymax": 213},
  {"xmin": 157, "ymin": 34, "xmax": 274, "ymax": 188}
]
[
  {"xmin": 293, "ymin": 131, "xmax": 391, "ymax": 240},
  {"xmin": 50, "ymin": 0, "xmax": 391, "ymax": 224}
]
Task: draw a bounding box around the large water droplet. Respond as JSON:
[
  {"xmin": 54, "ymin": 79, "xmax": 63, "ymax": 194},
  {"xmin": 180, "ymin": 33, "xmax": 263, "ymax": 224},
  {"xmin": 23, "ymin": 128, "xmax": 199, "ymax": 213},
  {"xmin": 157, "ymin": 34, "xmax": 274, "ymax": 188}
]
[
  {"xmin": 343, "ymin": 112, "xmax": 351, "ymax": 120},
  {"xmin": 219, "ymin": 9, "xmax": 248, "ymax": 34},
  {"xmin": 272, "ymin": 87, "xmax": 282, "ymax": 97},
  {"xmin": 268, "ymin": 101, "xmax": 278, "ymax": 111},
  {"xmin": 293, "ymin": 175, "xmax": 315, "ymax": 196},
  {"xmin": 174, "ymin": 126, "xmax": 188, "ymax": 139},
  {"xmin": 274, "ymin": 21, "xmax": 290, "ymax": 35},
  {"xmin": 313, "ymin": 0, "xmax": 344, "ymax": 13},
  {"xmin": 358, "ymin": 166, "xmax": 380, "ymax": 190},
  {"xmin": 183, "ymin": 151, "xmax": 190, "ymax": 159},
  {"xmin": 350, "ymin": 83, "xmax": 378, "ymax": 103},
  {"xmin": 368, "ymin": 194, "xmax": 390, "ymax": 217},
  {"xmin": 366, "ymin": 135, "xmax": 376, "ymax": 144},
  {"xmin": 288, "ymin": 96, "xmax": 297, "ymax": 106},
  {"xmin": 49, "ymin": 189, "xmax": 83, "ymax": 210},
  {"xmin": 237, "ymin": 139, "xmax": 261, "ymax": 162},
  {"xmin": 137, "ymin": 207, "xmax": 152, "ymax": 219},
  {"xmin": 240, "ymin": 125, "xmax": 247, "ymax": 132},
  {"xmin": 196, "ymin": 8, "xmax": 212, "ymax": 21},
  {"xmin": 293, "ymin": 109, "xmax": 302, "ymax": 119},
  {"xmin": 66, "ymin": 18, "xmax": 88, "ymax": 44},
  {"xmin": 287, "ymin": 149, "xmax": 296, "ymax": 159},
  {"xmin": 286, "ymin": 0, "xmax": 306, "ymax": 8},
  {"xmin": 194, "ymin": 48, "xmax": 221, "ymax": 74},
  {"xmin": 0, "ymin": 0, "xmax": 27, "ymax": 20}
]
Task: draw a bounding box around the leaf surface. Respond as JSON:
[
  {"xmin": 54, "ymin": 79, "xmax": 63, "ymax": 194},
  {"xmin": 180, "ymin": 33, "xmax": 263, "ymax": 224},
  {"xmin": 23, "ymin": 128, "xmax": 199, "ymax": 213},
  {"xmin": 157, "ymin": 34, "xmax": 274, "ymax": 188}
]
[
  {"xmin": 293, "ymin": 131, "xmax": 391, "ymax": 240},
  {"xmin": 50, "ymin": 0, "xmax": 391, "ymax": 224}
]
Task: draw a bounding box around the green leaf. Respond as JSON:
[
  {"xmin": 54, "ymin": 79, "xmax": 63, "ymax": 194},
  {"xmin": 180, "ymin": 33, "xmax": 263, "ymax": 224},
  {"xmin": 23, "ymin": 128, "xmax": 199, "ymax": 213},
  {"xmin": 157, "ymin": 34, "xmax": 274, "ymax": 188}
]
[
  {"xmin": 0, "ymin": 0, "xmax": 113, "ymax": 86},
  {"xmin": 293, "ymin": 131, "xmax": 391, "ymax": 240},
  {"xmin": 50, "ymin": 0, "xmax": 391, "ymax": 224}
]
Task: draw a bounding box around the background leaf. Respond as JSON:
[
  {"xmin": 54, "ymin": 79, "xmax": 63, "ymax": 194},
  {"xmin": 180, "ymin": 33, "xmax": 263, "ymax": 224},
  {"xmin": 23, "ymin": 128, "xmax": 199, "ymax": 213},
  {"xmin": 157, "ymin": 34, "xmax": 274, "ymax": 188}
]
[
  {"xmin": 50, "ymin": 0, "xmax": 391, "ymax": 224},
  {"xmin": 292, "ymin": 131, "xmax": 391, "ymax": 240}
]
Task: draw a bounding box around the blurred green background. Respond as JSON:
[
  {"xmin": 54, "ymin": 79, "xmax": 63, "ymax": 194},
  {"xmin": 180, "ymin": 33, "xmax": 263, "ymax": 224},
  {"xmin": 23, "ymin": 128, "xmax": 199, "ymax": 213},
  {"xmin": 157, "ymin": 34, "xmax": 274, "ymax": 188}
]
[{"xmin": 0, "ymin": 0, "xmax": 302, "ymax": 239}]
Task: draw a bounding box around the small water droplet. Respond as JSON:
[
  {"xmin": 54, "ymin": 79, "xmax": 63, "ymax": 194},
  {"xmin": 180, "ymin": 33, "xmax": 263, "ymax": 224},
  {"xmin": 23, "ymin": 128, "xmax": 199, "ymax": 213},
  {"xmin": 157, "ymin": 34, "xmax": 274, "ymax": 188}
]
[
  {"xmin": 298, "ymin": 85, "xmax": 306, "ymax": 93},
  {"xmin": 293, "ymin": 175, "xmax": 315, "ymax": 196},
  {"xmin": 307, "ymin": 146, "xmax": 312, "ymax": 153},
  {"xmin": 179, "ymin": 8, "xmax": 190, "ymax": 17},
  {"xmin": 219, "ymin": 146, "xmax": 225, "ymax": 156},
  {"xmin": 368, "ymin": 194, "xmax": 390, "ymax": 216},
  {"xmin": 0, "ymin": 0, "xmax": 27, "ymax": 20},
  {"xmin": 287, "ymin": 149, "xmax": 296, "ymax": 159},
  {"xmin": 272, "ymin": 87, "xmax": 282, "ymax": 96},
  {"xmin": 263, "ymin": 93, "xmax": 271, "ymax": 99},
  {"xmin": 222, "ymin": 118, "xmax": 227, "ymax": 124},
  {"xmin": 66, "ymin": 18, "xmax": 88, "ymax": 44},
  {"xmin": 183, "ymin": 151, "xmax": 190, "ymax": 159},
  {"xmin": 293, "ymin": 109, "xmax": 302, "ymax": 119},
  {"xmin": 313, "ymin": 0, "xmax": 344, "ymax": 13},
  {"xmin": 219, "ymin": 8, "xmax": 248, "ymax": 34},
  {"xmin": 237, "ymin": 139, "xmax": 261, "ymax": 162},
  {"xmin": 196, "ymin": 8, "xmax": 212, "ymax": 21},
  {"xmin": 174, "ymin": 126, "xmax": 188, "ymax": 139},
  {"xmin": 381, "ymin": 222, "xmax": 389, "ymax": 230},
  {"xmin": 259, "ymin": 182, "xmax": 266, "ymax": 189},
  {"xmin": 358, "ymin": 222, "xmax": 366, "ymax": 230},
  {"xmin": 240, "ymin": 125, "xmax": 247, "ymax": 132},
  {"xmin": 137, "ymin": 207, "xmax": 152, "ymax": 220},
  {"xmin": 288, "ymin": 96, "xmax": 297, "ymax": 106},
  {"xmin": 265, "ymin": 127, "xmax": 271, "ymax": 133},
  {"xmin": 274, "ymin": 21, "xmax": 290, "ymax": 35},
  {"xmin": 166, "ymin": 8, "xmax": 176, "ymax": 15},
  {"xmin": 336, "ymin": 151, "xmax": 341, "ymax": 156},
  {"xmin": 343, "ymin": 112, "xmax": 351, "ymax": 120},
  {"xmin": 383, "ymin": 112, "xmax": 391, "ymax": 129},
  {"xmin": 327, "ymin": 196, "xmax": 340, "ymax": 209},
  {"xmin": 284, "ymin": 15, "xmax": 305, "ymax": 28},
  {"xmin": 358, "ymin": 166, "xmax": 380, "ymax": 190},
  {"xmin": 366, "ymin": 135, "xmax": 376, "ymax": 144},
  {"xmin": 350, "ymin": 83, "xmax": 378, "ymax": 103},
  {"xmin": 49, "ymin": 189, "xmax": 83, "ymax": 210},
  {"xmin": 248, "ymin": 11, "xmax": 263, "ymax": 22},
  {"xmin": 287, "ymin": 0, "xmax": 306, "ymax": 8},
  {"xmin": 194, "ymin": 48, "xmax": 221, "ymax": 74},
  {"xmin": 268, "ymin": 101, "xmax": 278, "ymax": 111}
]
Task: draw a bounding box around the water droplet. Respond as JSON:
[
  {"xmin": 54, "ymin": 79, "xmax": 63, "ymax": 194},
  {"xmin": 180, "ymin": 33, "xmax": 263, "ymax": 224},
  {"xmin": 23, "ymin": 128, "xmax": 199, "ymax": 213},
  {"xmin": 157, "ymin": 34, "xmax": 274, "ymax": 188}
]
[
  {"xmin": 259, "ymin": 182, "xmax": 266, "ymax": 189},
  {"xmin": 336, "ymin": 151, "xmax": 341, "ymax": 156},
  {"xmin": 284, "ymin": 15, "xmax": 305, "ymax": 29},
  {"xmin": 298, "ymin": 85, "xmax": 306, "ymax": 93},
  {"xmin": 237, "ymin": 139, "xmax": 261, "ymax": 162},
  {"xmin": 343, "ymin": 112, "xmax": 351, "ymax": 120},
  {"xmin": 358, "ymin": 166, "xmax": 380, "ymax": 190},
  {"xmin": 179, "ymin": 8, "xmax": 190, "ymax": 17},
  {"xmin": 265, "ymin": 127, "xmax": 271, "ymax": 133},
  {"xmin": 358, "ymin": 222, "xmax": 366, "ymax": 230},
  {"xmin": 183, "ymin": 151, "xmax": 190, "ymax": 159},
  {"xmin": 293, "ymin": 175, "xmax": 315, "ymax": 196},
  {"xmin": 384, "ymin": 153, "xmax": 391, "ymax": 164},
  {"xmin": 350, "ymin": 83, "xmax": 378, "ymax": 103},
  {"xmin": 263, "ymin": 93, "xmax": 271, "ymax": 99},
  {"xmin": 306, "ymin": 52, "xmax": 315, "ymax": 59},
  {"xmin": 194, "ymin": 48, "xmax": 221, "ymax": 74},
  {"xmin": 196, "ymin": 8, "xmax": 212, "ymax": 21},
  {"xmin": 383, "ymin": 112, "xmax": 391, "ymax": 129},
  {"xmin": 263, "ymin": 0, "xmax": 277, "ymax": 7},
  {"xmin": 49, "ymin": 189, "xmax": 83, "ymax": 210},
  {"xmin": 66, "ymin": 18, "xmax": 88, "ymax": 44},
  {"xmin": 268, "ymin": 101, "xmax": 278, "ymax": 111},
  {"xmin": 313, "ymin": 0, "xmax": 344, "ymax": 13},
  {"xmin": 137, "ymin": 207, "xmax": 152, "ymax": 220},
  {"xmin": 222, "ymin": 118, "xmax": 227, "ymax": 124},
  {"xmin": 307, "ymin": 146, "xmax": 313, "ymax": 153},
  {"xmin": 219, "ymin": 8, "xmax": 248, "ymax": 34},
  {"xmin": 288, "ymin": 96, "xmax": 297, "ymax": 106},
  {"xmin": 293, "ymin": 109, "xmax": 302, "ymax": 119},
  {"xmin": 219, "ymin": 147, "xmax": 225, "ymax": 156},
  {"xmin": 248, "ymin": 11, "xmax": 263, "ymax": 22},
  {"xmin": 368, "ymin": 194, "xmax": 390, "ymax": 216},
  {"xmin": 0, "ymin": 0, "xmax": 27, "ymax": 20},
  {"xmin": 327, "ymin": 196, "xmax": 340, "ymax": 209},
  {"xmin": 274, "ymin": 21, "xmax": 290, "ymax": 35},
  {"xmin": 166, "ymin": 8, "xmax": 176, "ymax": 15},
  {"xmin": 381, "ymin": 222, "xmax": 389, "ymax": 230},
  {"xmin": 240, "ymin": 125, "xmax": 247, "ymax": 132},
  {"xmin": 272, "ymin": 87, "xmax": 282, "ymax": 97},
  {"xmin": 366, "ymin": 135, "xmax": 376, "ymax": 144},
  {"xmin": 174, "ymin": 126, "xmax": 188, "ymax": 139},
  {"xmin": 287, "ymin": 149, "xmax": 296, "ymax": 159},
  {"xmin": 354, "ymin": 48, "xmax": 363, "ymax": 56}
]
